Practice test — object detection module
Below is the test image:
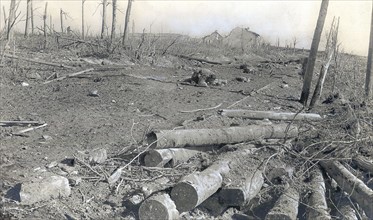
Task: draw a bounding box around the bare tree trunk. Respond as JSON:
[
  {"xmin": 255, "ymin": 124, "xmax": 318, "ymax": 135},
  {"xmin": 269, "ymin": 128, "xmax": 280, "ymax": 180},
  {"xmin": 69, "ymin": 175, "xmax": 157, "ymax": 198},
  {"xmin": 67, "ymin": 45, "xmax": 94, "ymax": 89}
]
[
  {"xmin": 132, "ymin": 19, "xmax": 135, "ymax": 34},
  {"xmin": 122, "ymin": 0, "xmax": 133, "ymax": 46},
  {"xmin": 3, "ymin": 6, "xmax": 7, "ymax": 31},
  {"xmin": 101, "ymin": 0, "xmax": 107, "ymax": 39},
  {"xmin": 111, "ymin": 0, "xmax": 117, "ymax": 41},
  {"xmin": 366, "ymin": 2, "xmax": 373, "ymax": 99},
  {"xmin": 6, "ymin": 0, "xmax": 16, "ymax": 40},
  {"xmin": 49, "ymin": 14, "xmax": 52, "ymax": 34},
  {"xmin": 60, "ymin": 8, "xmax": 64, "ymax": 33},
  {"xmin": 310, "ymin": 18, "xmax": 339, "ymax": 108},
  {"xmin": 24, "ymin": 0, "xmax": 31, "ymax": 37},
  {"xmin": 300, "ymin": 0, "xmax": 329, "ymax": 106},
  {"xmin": 81, "ymin": 0, "xmax": 85, "ymax": 39},
  {"xmin": 30, "ymin": 0, "xmax": 34, "ymax": 34},
  {"xmin": 43, "ymin": 2, "xmax": 48, "ymax": 49}
]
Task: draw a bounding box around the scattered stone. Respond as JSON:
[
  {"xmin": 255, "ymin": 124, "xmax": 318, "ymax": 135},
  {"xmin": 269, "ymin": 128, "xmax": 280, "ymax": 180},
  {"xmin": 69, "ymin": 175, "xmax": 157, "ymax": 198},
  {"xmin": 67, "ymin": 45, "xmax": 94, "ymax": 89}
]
[
  {"xmin": 236, "ymin": 77, "xmax": 249, "ymax": 82},
  {"xmin": 89, "ymin": 148, "xmax": 107, "ymax": 164},
  {"xmin": 19, "ymin": 175, "xmax": 71, "ymax": 205},
  {"xmin": 46, "ymin": 161, "xmax": 58, "ymax": 169},
  {"xmin": 58, "ymin": 163, "xmax": 76, "ymax": 174},
  {"xmin": 88, "ymin": 90, "xmax": 99, "ymax": 97},
  {"xmin": 129, "ymin": 194, "xmax": 144, "ymax": 205},
  {"xmin": 212, "ymin": 79, "xmax": 227, "ymax": 86},
  {"xmin": 68, "ymin": 176, "xmax": 82, "ymax": 186},
  {"xmin": 42, "ymin": 135, "xmax": 52, "ymax": 141},
  {"xmin": 21, "ymin": 82, "xmax": 29, "ymax": 87},
  {"xmin": 26, "ymin": 72, "xmax": 42, "ymax": 80},
  {"xmin": 189, "ymin": 68, "xmax": 216, "ymax": 87},
  {"xmin": 280, "ymin": 84, "xmax": 289, "ymax": 88}
]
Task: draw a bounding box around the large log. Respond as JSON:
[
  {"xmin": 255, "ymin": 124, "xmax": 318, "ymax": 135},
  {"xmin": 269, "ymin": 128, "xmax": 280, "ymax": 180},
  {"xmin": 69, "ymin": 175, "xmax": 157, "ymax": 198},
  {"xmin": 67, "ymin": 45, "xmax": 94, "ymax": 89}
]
[
  {"xmin": 219, "ymin": 109, "xmax": 322, "ymax": 121},
  {"xmin": 320, "ymin": 160, "xmax": 373, "ymax": 219},
  {"xmin": 219, "ymin": 170, "xmax": 264, "ymax": 207},
  {"xmin": 170, "ymin": 161, "xmax": 230, "ymax": 212},
  {"xmin": 147, "ymin": 124, "xmax": 298, "ymax": 149},
  {"xmin": 353, "ymin": 155, "xmax": 373, "ymax": 174},
  {"xmin": 265, "ymin": 187, "xmax": 300, "ymax": 220},
  {"xmin": 306, "ymin": 168, "xmax": 331, "ymax": 220},
  {"xmin": 138, "ymin": 194, "xmax": 179, "ymax": 220},
  {"xmin": 143, "ymin": 148, "xmax": 201, "ymax": 167}
]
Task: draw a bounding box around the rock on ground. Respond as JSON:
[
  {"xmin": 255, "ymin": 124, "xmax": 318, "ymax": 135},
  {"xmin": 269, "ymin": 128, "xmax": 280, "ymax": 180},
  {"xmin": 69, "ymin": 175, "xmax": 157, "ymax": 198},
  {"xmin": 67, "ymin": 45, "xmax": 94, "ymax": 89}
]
[{"xmin": 19, "ymin": 175, "xmax": 71, "ymax": 205}]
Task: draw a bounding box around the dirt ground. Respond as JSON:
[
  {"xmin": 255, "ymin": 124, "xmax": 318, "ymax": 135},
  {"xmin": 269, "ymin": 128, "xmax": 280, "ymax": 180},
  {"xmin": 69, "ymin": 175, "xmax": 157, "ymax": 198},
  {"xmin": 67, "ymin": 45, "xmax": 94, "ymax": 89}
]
[{"xmin": 1, "ymin": 39, "xmax": 372, "ymax": 220}]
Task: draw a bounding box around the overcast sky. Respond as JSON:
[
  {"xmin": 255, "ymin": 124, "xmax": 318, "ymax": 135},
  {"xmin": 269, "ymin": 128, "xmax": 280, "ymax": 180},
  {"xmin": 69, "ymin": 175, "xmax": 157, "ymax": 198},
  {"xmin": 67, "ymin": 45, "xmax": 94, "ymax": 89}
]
[{"xmin": 1, "ymin": 0, "xmax": 371, "ymax": 56}]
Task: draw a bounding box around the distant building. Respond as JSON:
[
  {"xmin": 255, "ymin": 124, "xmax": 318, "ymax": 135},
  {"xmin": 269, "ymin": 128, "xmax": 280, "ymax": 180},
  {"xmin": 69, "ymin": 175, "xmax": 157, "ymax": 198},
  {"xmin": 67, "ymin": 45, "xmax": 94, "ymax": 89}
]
[
  {"xmin": 202, "ymin": 30, "xmax": 223, "ymax": 45},
  {"xmin": 223, "ymin": 27, "xmax": 261, "ymax": 51}
]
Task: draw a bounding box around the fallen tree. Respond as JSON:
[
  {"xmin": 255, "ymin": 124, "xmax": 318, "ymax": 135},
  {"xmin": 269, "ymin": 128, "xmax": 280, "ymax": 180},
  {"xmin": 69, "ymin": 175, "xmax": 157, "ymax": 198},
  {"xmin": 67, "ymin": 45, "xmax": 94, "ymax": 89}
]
[
  {"xmin": 320, "ymin": 160, "xmax": 373, "ymax": 219},
  {"xmin": 138, "ymin": 194, "xmax": 179, "ymax": 220},
  {"xmin": 353, "ymin": 155, "xmax": 373, "ymax": 174},
  {"xmin": 306, "ymin": 168, "xmax": 331, "ymax": 220},
  {"xmin": 147, "ymin": 123, "xmax": 298, "ymax": 149},
  {"xmin": 3, "ymin": 53, "xmax": 74, "ymax": 69},
  {"xmin": 171, "ymin": 148, "xmax": 262, "ymax": 212},
  {"xmin": 143, "ymin": 148, "xmax": 201, "ymax": 167},
  {"xmin": 265, "ymin": 187, "xmax": 300, "ymax": 220},
  {"xmin": 219, "ymin": 109, "xmax": 322, "ymax": 121}
]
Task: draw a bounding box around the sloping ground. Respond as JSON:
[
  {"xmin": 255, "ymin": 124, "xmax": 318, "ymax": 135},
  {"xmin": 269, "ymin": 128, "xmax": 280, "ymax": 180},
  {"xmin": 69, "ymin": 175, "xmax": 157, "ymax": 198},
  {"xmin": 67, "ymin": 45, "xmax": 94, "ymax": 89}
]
[{"xmin": 1, "ymin": 44, "xmax": 372, "ymax": 220}]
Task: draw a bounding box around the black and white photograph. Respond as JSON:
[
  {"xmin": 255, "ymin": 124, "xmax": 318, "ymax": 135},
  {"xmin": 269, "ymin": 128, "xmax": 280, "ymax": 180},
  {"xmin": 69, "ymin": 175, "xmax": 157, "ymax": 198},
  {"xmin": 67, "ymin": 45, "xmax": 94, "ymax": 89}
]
[{"xmin": 1, "ymin": 0, "xmax": 373, "ymax": 219}]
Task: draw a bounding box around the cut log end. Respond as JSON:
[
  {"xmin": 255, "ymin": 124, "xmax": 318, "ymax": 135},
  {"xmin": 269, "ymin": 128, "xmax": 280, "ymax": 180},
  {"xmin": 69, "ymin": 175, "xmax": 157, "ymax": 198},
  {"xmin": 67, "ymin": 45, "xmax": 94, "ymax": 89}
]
[
  {"xmin": 143, "ymin": 150, "xmax": 165, "ymax": 167},
  {"xmin": 138, "ymin": 194, "xmax": 179, "ymax": 220},
  {"xmin": 171, "ymin": 182, "xmax": 198, "ymax": 212},
  {"xmin": 219, "ymin": 188, "xmax": 245, "ymax": 206},
  {"xmin": 146, "ymin": 132, "xmax": 158, "ymax": 148}
]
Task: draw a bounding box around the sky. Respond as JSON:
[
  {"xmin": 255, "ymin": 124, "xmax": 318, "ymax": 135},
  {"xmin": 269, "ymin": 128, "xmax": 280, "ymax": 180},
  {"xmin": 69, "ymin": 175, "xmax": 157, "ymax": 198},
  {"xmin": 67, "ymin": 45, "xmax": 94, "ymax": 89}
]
[{"xmin": 0, "ymin": 0, "xmax": 371, "ymax": 56}]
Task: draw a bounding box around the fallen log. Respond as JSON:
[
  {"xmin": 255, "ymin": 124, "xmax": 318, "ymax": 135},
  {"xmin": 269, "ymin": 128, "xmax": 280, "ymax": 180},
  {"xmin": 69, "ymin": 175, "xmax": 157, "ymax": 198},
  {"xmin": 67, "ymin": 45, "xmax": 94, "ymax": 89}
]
[
  {"xmin": 219, "ymin": 109, "xmax": 322, "ymax": 121},
  {"xmin": 320, "ymin": 160, "xmax": 373, "ymax": 219},
  {"xmin": 138, "ymin": 193, "xmax": 179, "ymax": 220},
  {"xmin": 0, "ymin": 120, "xmax": 45, "ymax": 126},
  {"xmin": 141, "ymin": 177, "xmax": 173, "ymax": 197},
  {"xmin": 171, "ymin": 161, "xmax": 230, "ymax": 212},
  {"xmin": 143, "ymin": 148, "xmax": 201, "ymax": 167},
  {"xmin": 13, "ymin": 123, "xmax": 48, "ymax": 136},
  {"xmin": 265, "ymin": 187, "xmax": 300, "ymax": 220},
  {"xmin": 175, "ymin": 54, "xmax": 231, "ymax": 65},
  {"xmin": 219, "ymin": 170, "xmax": 264, "ymax": 206},
  {"xmin": 147, "ymin": 123, "xmax": 298, "ymax": 149},
  {"xmin": 3, "ymin": 53, "xmax": 74, "ymax": 69},
  {"xmin": 306, "ymin": 168, "xmax": 331, "ymax": 220},
  {"xmin": 353, "ymin": 155, "xmax": 373, "ymax": 174},
  {"xmin": 43, "ymin": 68, "xmax": 95, "ymax": 84}
]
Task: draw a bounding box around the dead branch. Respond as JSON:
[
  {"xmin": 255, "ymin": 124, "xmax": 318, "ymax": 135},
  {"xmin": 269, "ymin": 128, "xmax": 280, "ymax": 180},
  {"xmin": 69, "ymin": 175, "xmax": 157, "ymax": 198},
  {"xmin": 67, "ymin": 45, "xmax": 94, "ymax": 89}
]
[
  {"xmin": 43, "ymin": 68, "xmax": 94, "ymax": 84},
  {"xmin": 219, "ymin": 109, "xmax": 322, "ymax": 121},
  {"xmin": 180, "ymin": 103, "xmax": 222, "ymax": 113},
  {"xmin": 0, "ymin": 120, "xmax": 45, "ymax": 126},
  {"xmin": 12, "ymin": 123, "xmax": 47, "ymax": 136},
  {"xmin": 174, "ymin": 54, "xmax": 231, "ymax": 65},
  {"xmin": 3, "ymin": 53, "xmax": 74, "ymax": 69},
  {"xmin": 320, "ymin": 160, "xmax": 373, "ymax": 218}
]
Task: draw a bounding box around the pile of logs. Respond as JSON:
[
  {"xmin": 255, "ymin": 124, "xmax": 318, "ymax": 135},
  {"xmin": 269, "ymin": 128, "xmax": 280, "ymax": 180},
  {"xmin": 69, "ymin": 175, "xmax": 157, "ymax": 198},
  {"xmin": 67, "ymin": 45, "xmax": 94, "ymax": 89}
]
[{"xmin": 135, "ymin": 110, "xmax": 373, "ymax": 219}]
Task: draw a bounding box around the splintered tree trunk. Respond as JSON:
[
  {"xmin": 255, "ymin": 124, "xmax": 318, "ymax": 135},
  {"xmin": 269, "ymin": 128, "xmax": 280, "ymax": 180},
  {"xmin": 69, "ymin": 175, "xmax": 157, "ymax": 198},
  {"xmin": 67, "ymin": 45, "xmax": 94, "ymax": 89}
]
[
  {"xmin": 43, "ymin": 2, "xmax": 48, "ymax": 48},
  {"xmin": 81, "ymin": 0, "xmax": 85, "ymax": 39},
  {"xmin": 309, "ymin": 50, "xmax": 334, "ymax": 107},
  {"xmin": 6, "ymin": 0, "xmax": 16, "ymax": 40},
  {"xmin": 147, "ymin": 124, "xmax": 298, "ymax": 149},
  {"xmin": 366, "ymin": 2, "xmax": 373, "ymax": 99},
  {"xmin": 265, "ymin": 187, "xmax": 300, "ymax": 220},
  {"xmin": 60, "ymin": 9, "xmax": 64, "ymax": 33},
  {"xmin": 111, "ymin": 0, "xmax": 117, "ymax": 41},
  {"xmin": 101, "ymin": 0, "xmax": 107, "ymax": 39},
  {"xmin": 320, "ymin": 160, "xmax": 373, "ymax": 219},
  {"xmin": 306, "ymin": 168, "xmax": 331, "ymax": 220},
  {"xmin": 3, "ymin": 6, "xmax": 7, "ymax": 31},
  {"xmin": 300, "ymin": 0, "xmax": 329, "ymax": 106},
  {"xmin": 122, "ymin": 0, "xmax": 133, "ymax": 46},
  {"xmin": 24, "ymin": 0, "xmax": 31, "ymax": 37},
  {"xmin": 30, "ymin": 0, "xmax": 34, "ymax": 34}
]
